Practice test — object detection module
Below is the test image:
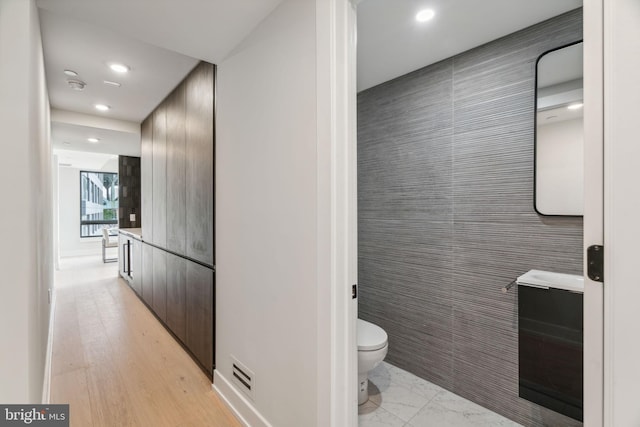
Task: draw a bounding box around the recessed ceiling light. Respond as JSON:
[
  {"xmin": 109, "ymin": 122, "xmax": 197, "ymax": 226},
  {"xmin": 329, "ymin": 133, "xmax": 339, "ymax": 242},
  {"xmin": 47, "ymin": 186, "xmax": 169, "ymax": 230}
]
[
  {"xmin": 87, "ymin": 138, "xmax": 100, "ymax": 143},
  {"xmin": 109, "ymin": 63, "xmax": 130, "ymax": 73},
  {"xmin": 64, "ymin": 69, "xmax": 78, "ymax": 77},
  {"xmin": 67, "ymin": 79, "xmax": 86, "ymax": 91},
  {"xmin": 567, "ymin": 102, "xmax": 584, "ymax": 110},
  {"xmin": 103, "ymin": 80, "xmax": 121, "ymax": 87},
  {"xmin": 416, "ymin": 9, "xmax": 435, "ymax": 22},
  {"xmin": 94, "ymin": 104, "xmax": 110, "ymax": 112}
]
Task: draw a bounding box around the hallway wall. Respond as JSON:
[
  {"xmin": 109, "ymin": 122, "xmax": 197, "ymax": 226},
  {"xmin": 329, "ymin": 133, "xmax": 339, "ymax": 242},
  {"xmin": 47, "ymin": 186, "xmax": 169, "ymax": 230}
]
[{"xmin": 0, "ymin": 0, "xmax": 53, "ymax": 403}]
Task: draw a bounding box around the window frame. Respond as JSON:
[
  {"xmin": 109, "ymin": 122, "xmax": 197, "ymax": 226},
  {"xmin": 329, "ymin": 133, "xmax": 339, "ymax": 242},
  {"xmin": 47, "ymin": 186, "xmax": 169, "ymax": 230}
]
[{"xmin": 79, "ymin": 170, "xmax": 119, "ymax": 238}]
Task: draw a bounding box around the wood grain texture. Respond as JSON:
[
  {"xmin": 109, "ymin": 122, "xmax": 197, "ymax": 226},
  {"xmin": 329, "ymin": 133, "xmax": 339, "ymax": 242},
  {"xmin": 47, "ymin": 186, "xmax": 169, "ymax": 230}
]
[
  {"xmin": 152, "ymin": 246, "xmax": 167, "ymax": 322},
  {"xmin": 131, "ymin": 238, "xmax": 142, "ymax": 296},
  {"xmin": 49, "ymin": 257, "xmax": 240, "ymax": 427},
  {"xmin": 152, "ymin": 104, "xmax": 168, "ymax": 247},
  {"xmin": 186, "ymin": 261, "xmax": 214, "ymax": 375},
  {"xmin": 185, "ymin": 62, "xmax": 215, "ymax": 266},
  {"xmin": 166, "ymin": 252, "xmax": 187, "ymax": 344},
  {"xmin": 166, "ymin": 84, "xmax": 187, "ymax": 254},
  {"xmin": 357, "ymin": 9, "xmax": 583, "ymax": 427},
  {"xmin": 141, "ymin": 241, "xmax": 153, "ymax": 307},
  {"xmin": 140, "ymin": 117, "xmax": 153, "ymax": 241}
]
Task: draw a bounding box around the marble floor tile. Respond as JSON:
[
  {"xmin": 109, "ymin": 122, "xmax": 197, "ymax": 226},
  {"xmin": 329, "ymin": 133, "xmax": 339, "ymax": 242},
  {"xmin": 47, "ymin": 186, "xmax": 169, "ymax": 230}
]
[
  {"xmin": 407, "ymin": 389, "xmax": 522, "ymax": 427},
  {"xmin": 359, "ymin": 405, "xmax": 406, "ymax": 427},
  {"xmin": 374, "ymin": 362, "xmax": 445, "ymax": 400}
]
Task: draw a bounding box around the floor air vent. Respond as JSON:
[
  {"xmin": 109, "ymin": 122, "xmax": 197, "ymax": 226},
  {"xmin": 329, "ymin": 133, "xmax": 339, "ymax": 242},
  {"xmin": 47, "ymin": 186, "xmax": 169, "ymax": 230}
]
[{"xmin": 231, "ymin": 356, "xmax": 254, "ymax": 400}]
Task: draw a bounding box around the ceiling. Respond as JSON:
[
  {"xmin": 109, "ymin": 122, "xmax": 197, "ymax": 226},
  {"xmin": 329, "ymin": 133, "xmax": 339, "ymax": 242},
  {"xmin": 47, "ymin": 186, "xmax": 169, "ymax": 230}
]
[
  {"xmin": 37, "ymin": 0, "xmax": 284, "ymax": 158},
  {"xmin": 357, "ymin": 0, "xmax": 582, "ymax": 91}
]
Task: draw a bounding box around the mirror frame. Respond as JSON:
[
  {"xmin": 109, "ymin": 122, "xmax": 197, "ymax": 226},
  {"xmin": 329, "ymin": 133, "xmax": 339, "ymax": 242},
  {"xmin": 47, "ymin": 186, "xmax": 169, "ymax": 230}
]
[{"xmin": 533, "ymin": 40, "xmax": 584, "ymax": 218}]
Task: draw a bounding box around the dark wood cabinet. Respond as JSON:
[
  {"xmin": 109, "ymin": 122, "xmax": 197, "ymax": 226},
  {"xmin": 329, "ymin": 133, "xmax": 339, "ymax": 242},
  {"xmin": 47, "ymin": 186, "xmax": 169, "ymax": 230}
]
[
  {"xmin": 166, "ymin": 252, "xmax": 187, "ymax": 344},
  {"xmin": 186, "ymin": 261, "xmax": 214, "ymax": 374},
  {"xmin": 141, "ymin": 242, "xmax": 154, "ymax": 307},
  {"xmin": 141, "ymin": 117, "xmax": 153, "ymax": 242},
  {"xmin": 137, "ymin": 61, "xmax": 215, "ymax": 378},
  {"xmin": 131, "ymin": 238, "xmax": 142, "ymax": 295},
  {"xmin": 166, "ymin": 85, "xmax": 187, "ymax": 254},
  {"xmin": 152, "ymin": 105, "xmax": 167, "ymax": 247},
  {"xmin": 186, "ymin": 62, "xmax": 214, "ymax": 266},
  {"xmin": 152, "ymin": 247, "xmax": 167, "ymax": 322}
]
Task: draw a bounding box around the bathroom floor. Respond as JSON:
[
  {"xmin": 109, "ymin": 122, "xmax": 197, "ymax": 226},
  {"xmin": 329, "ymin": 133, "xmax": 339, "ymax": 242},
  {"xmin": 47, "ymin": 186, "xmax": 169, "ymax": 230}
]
[{"xmin": 359, "ymin": 362, "xmax": 522, "ymax": 427}]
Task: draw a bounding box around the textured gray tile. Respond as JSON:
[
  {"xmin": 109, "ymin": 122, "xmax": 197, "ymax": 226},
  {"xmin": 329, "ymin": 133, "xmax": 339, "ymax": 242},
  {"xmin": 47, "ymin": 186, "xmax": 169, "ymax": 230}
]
[{"xmin": 358, "ymin": 8, "xmax": 583, "ymax": 427}]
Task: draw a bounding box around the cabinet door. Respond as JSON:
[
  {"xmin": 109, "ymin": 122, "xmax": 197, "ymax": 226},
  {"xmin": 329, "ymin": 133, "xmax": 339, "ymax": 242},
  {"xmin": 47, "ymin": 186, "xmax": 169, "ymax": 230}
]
[
  {"xmin": 186, "ymin": 261, "xmax": 214, "ymax": 373},
  {"xmin": 141, "ymin": 117, "xmax": 153, "ymax": 242},
  {"xmin": 152, "ymin": 247, "xmax": 167, "ymax": 322},
  {"xmin": 166, "ymin": 85, "xmax": 187, "ymax": 254},
  {"xmin": 166, "ymin": 253, "xmax": 187, "ymax": 343},
  {"xmin": 152, "ymin": 104, "xmax": 167, "ymax": 247},
  {"xmin": 118, "ymin": 234, "xmax": 127, "ymax": 279},
  {"xmin": 186, "ymin": 62, "xmax": 214, "ymax": 266},
  {"xmin": 131, "ymin": 239, "xmax": 143, "ymax": 295},
  {"xmin": 141, "ymin": 243, "xmax": 154, "ymax": 307}
]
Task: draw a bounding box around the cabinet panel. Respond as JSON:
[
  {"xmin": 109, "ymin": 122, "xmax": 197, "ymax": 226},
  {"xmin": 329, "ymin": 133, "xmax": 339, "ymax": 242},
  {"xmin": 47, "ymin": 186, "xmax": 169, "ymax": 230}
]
[
  {"xmin": 166, "ymin": 253, "xmax": 187, "ymax": 343},
  {"xmin": 152, "ymin": 104, "xmax": 167, "ymax": 247},
  {"xmin": 185, "ymin": 62, "xmax": 214, "ymax": 266},
  {"xmin": 186, "ymin": 261, "xmax": 213, "ymax": 373},
  {"xmin": 152, "ymin": 247, "xmax": 167, "ymax": 322},
  {"xmin": 141, "ymin": 117, "xmax": 153, "ymax": 241},
  {"xmin": 131, "ymin": 239, "xmax": 142, "ymax": 295},
  {"xmin": 166, "ymin": 85, "xmax": 187, "ymax": 254},
  {"xmin": 141, "ymin": 242, "xmax": 154, "ymax": 307}
]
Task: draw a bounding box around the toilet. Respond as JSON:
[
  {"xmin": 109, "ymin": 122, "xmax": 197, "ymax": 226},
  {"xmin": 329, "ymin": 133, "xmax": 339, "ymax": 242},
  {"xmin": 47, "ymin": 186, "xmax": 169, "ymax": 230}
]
[{"xmin": 357, "ymin": 319, "xmax": 388, "ymax": 405}]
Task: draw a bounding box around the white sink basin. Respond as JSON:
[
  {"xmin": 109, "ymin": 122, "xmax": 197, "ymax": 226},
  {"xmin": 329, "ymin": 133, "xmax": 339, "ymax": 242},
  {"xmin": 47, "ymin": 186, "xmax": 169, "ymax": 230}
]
[{"xmin": 516, "ymin": 269, "xmax": 584, "ymax": 293}]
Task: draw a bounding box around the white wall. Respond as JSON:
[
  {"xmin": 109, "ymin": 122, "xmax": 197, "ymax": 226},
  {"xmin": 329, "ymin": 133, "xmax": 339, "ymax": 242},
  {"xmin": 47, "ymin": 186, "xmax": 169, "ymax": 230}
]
[
  {"xmin": 604, "ymin": 0, "xmax": 640, "ymax": 424},
  {"xmin": 0, "ymin": 0, "xmax": 53, "ymax": 403},
  {"xmin": 215, "ymin": 1, "xmax": 318, "ymax": 426},
  {"xmin": 58, "ymin": 158, "xmax": 118, "ymax": 258}
]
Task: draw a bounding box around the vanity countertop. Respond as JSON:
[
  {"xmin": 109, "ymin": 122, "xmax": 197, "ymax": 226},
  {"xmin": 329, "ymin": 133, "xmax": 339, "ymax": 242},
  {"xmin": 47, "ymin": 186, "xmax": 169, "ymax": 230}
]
[{"xmin": 119, "ymin": 228, "xmax": 143, "ymax": 240}]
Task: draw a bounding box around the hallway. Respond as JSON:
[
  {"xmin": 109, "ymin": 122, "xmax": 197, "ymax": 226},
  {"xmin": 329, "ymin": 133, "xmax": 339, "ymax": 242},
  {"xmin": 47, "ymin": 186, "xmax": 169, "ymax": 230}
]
[{"xmin": 49, "ymin": 256, "xmax": 240, "ymax": 427}]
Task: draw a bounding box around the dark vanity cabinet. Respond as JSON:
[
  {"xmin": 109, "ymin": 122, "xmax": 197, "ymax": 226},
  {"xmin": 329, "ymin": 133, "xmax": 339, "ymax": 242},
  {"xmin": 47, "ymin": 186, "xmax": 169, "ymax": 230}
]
[
  {"xmin": 186, "ymin": 261, "xmax": 214, "ymax": 373},
  {"xmin": 141, "ymin": 241, "xmax": 154, "ymax": 307},
  {"xmin": 119, "ymin": 232, "xmax": 142, "ymax": 296}
]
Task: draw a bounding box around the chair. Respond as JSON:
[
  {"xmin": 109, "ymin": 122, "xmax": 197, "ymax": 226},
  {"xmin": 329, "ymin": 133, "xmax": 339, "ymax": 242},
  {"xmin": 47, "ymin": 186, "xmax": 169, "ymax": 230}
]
[{"xmin": 102, "ymin": 228, "xmax": 118, "ymax": 263}]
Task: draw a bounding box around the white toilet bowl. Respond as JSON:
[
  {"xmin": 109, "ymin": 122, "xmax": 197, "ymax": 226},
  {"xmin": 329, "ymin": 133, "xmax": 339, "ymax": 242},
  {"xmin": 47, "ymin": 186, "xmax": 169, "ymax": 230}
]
[{"xmin": 357, "ymin": 319, "xmax": 388, "ymax": 405}]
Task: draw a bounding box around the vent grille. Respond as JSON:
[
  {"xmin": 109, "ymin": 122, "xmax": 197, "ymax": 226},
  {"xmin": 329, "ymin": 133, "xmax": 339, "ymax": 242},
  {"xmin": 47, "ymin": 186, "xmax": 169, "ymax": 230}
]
[{"xmin": 231, "ymin": 356, "xmax": 254, "ymax": 400}]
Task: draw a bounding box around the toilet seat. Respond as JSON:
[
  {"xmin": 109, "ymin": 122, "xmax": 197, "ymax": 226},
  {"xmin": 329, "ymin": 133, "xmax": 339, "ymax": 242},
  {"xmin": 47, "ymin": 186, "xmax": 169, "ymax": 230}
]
[{"xmin": 357, "ymin": 319, "xmax": 388, "ymax": 351}]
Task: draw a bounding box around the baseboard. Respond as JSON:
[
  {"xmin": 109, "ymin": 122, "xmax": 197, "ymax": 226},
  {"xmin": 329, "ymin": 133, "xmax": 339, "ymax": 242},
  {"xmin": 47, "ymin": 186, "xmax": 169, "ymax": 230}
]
[
  {"xmin": 213, "ymin": 370, "xmax": 272, "ymax": 427},
  {"xmin": 41, "ymin": 289, "xmax": 57, "ymax": 404}
]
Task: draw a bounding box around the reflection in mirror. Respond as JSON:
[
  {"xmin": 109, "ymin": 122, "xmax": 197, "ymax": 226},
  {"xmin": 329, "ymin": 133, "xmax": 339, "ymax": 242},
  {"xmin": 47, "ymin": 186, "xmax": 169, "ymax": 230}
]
[{"xmin": 535, "ymin": 42, "xmax": 584, "ymax": 216}]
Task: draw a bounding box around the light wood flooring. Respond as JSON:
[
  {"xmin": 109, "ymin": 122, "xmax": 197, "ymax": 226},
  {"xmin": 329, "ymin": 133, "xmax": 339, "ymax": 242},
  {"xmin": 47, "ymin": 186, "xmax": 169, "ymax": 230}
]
[{"xmin": 49, "ymin": 256, "xmax": 241, "ymax": 427}]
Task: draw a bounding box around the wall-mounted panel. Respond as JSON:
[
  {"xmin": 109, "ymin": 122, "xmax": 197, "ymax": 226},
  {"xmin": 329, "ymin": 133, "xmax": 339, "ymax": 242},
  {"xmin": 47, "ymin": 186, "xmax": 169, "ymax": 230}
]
[
  {"xmin": 118, "ymin": 156, "xmax": 141, "ymax": 229},
  {"xmin": 141, "ymin": 117, "xmax": 153, "ymax": 239},
  {"xmin": 185, "ymin": 62, "xmax": 214, "ymax": 266},
  {"xmin": 152, "ymin": 105, "xmax": 167, "ymax": 247},
  {"xmin": 166, "ymin": 85, "xmax": 187, "ymax": 254}
]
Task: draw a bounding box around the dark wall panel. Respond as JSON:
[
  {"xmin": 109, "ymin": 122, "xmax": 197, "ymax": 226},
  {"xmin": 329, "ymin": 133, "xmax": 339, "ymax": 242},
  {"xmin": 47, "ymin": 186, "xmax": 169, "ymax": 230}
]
[
  {"xmin": 166, "ymin": 85, "xmax": 187, "ymax": 254},
  {"xmin": 357, "ymin": 9, "xmax": 583, "ymax": 427},
  {"xmin": 152, "ymin": 247, "xmax": 167, "ymax": 322},
  {"xmin": 152, "ymin": 105, "xmax": 167, "ymax": 246},
  {"xmin": 118, "ymin": 155, "xmax": 141, "ymax": 229},
  {"xmin": 141, "ymin": 117, "xmax": 153, "ymax": 239},
  {"xmin": 185, "ymin": 62, "xmax": 215, "ymax": 266}
]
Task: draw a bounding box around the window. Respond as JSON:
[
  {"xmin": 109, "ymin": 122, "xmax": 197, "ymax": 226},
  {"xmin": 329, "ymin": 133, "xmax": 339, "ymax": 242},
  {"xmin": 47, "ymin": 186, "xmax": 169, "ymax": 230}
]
[{"xmin": 80, "ymin": 171, "xmax": 119, "ymax": 237}]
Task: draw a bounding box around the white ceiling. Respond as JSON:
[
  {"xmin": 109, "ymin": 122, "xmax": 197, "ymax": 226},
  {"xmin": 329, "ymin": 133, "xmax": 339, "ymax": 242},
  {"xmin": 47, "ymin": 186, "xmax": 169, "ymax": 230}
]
[
  {"xmin": 39, "ymin": 9, "xmax": 199, "ymax": 123},
  {"xmin": 357, "ymin": 0, "xmax": 582, "ymax": 91},
  {"xmin": 55, "ymin": 149, "xmax": 119, "ymax": 171},
  {"xmin": 37, "ymin": 0, "xmax": 284, "ymax": 159}
]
